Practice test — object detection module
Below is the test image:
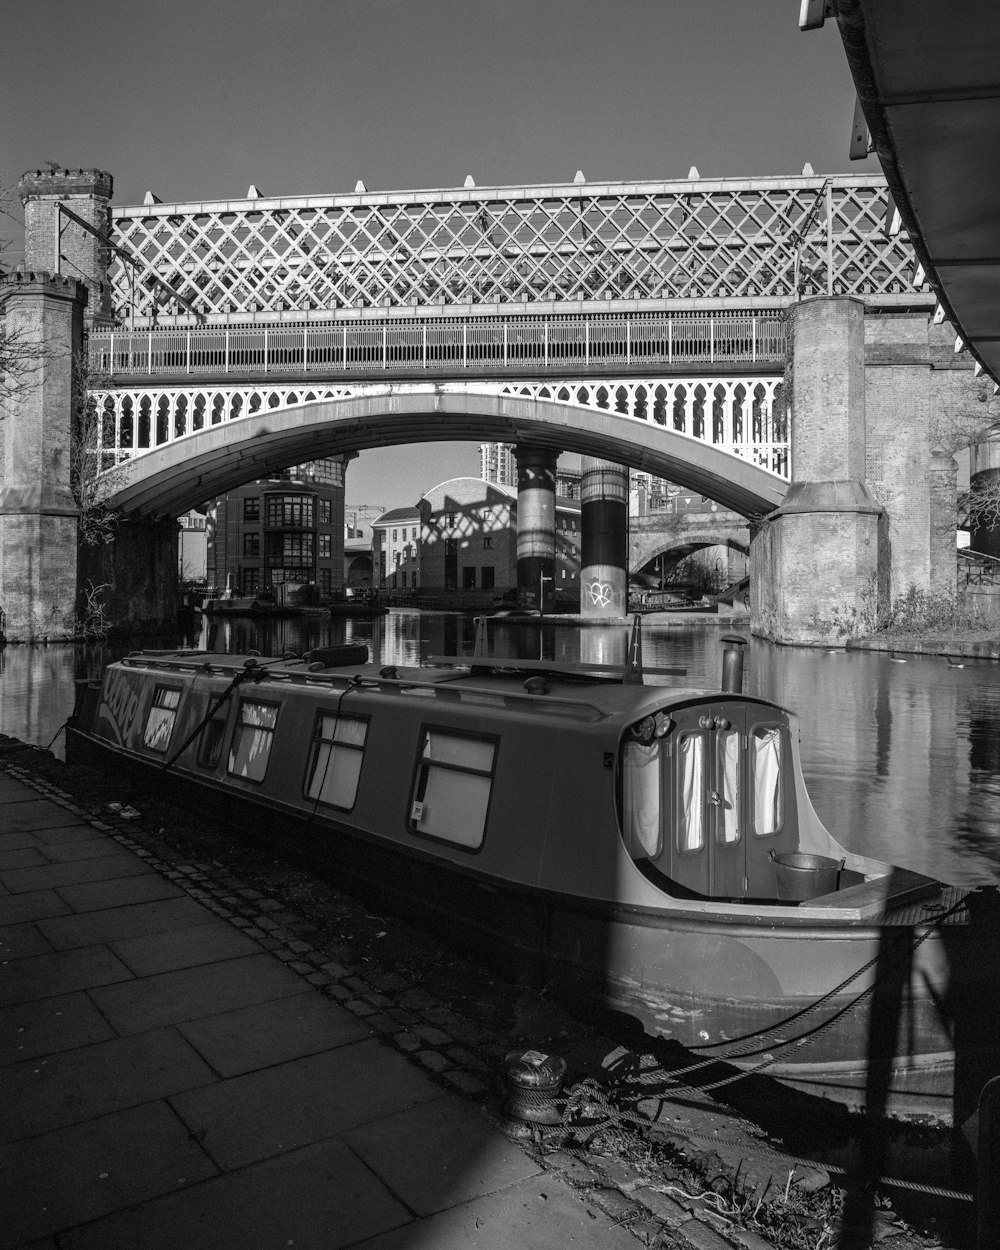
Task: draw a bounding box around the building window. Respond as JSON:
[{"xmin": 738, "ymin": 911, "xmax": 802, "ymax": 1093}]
[
  {"xmin": 266, "ymin": 533, "xmax": 314, "ymax": 567},
  {"xmin": 265, "ymin": 494, "xmax": 314, "ymax": 529},
  {"xmin": 243, "ymin": 497, "xmax": 260, "ymax": 522},
  {"xmin": 318, "ymin": 568, "xmax": 332, "ymax": 594},
  {"xmin": 318, "ymin": 534, "xmax": 332, "ymax": 559},
  {"xmin": 481, "ymin": 566, "xmax": 495, "ymax": 590},
  {"xmin": 305, "ymin": 712, "xmax": 368, "ymax": 810},
  {"xmin": 447, "ymin": 512, "xmax": 456, "ymax": 528},
  {"xmin": 393, "ymin": 529, "xmax": 398, "ymax": 542},
  {"xmin": 400, "ymin": 571, "xmax": 407, "ymax": 588},
  {"xmin": 463, "ymin": 567, "xmax": 476, "ymax": 590},
  {"xmin": 319, "ymin": 499, "xmax": 332, "ymax": 525},
  {"xmin": 243, "ymin": 568, "xmax": 261, "ymax": 595},
  {"xmin": 243, "ymin": 532, "xmax": 260, "ymax": 557},
  {"xmin": 483, "ymin": 536, "xmax": 492, "ymax": 550},
  {"xmin": 409, "ymin": 730, "xmax": 496, "ymax": 849},
  {"xmin": 228, "ymin": 700, "xmax": 279, "ymax": 782}
]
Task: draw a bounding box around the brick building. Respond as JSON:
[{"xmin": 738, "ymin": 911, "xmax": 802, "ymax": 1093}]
[
  {"xmin": 415, "ymin": 477, "xmax": 581, "ymax": 601},
  {"xmin": 205, "ymin": 458, "xmax": 348, "ymax": 600}
]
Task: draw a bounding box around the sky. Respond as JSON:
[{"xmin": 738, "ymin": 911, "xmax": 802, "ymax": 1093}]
[{"xmin": 2, "ymin": 0, "xmax": 877, "ymax": 511}]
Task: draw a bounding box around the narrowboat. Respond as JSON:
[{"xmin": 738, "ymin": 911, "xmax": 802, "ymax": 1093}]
[{"xmin": 66, "ymin": 626, "xmax": 1000, "ymax": 1127}]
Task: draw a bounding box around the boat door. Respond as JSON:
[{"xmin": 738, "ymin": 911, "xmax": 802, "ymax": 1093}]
[
  {"xmin": 623, "ymin": 702, "xmax": 799, "ymax": 900},
  {"xmin": 664, "ymin": 703, "xmax": 746, "ymax": 898}
]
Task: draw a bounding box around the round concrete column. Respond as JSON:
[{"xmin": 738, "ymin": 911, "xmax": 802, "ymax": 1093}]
[
  {"xmin": 580, "ymin": 457, "xmax": 629, "ymax": 617},
  {"xmin": 970, "ymin": 440, "xmax": 1000, "ymax": 559},
  {"xmin": 19, "ymin": 168, "xmax": 115, "ymax": 328},
  {"xmin": 516, "ymin": 445, "xmax": 558, "ymax": 613}
]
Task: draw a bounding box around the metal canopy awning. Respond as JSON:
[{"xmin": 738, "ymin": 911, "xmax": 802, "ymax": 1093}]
[{"xmin": 832, "ymin": 0, "xmax": 1000, "ymax": 382}]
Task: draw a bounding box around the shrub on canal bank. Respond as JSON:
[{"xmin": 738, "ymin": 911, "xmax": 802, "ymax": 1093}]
[{"xmin": 834, "ymin": 582, "xmax": 995, "ymax": 643}]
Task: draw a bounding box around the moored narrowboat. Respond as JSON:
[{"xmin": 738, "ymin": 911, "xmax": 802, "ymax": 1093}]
[{"xmin": 67, "ymin": 627, "xmax": 1000, "ymax": 1127}]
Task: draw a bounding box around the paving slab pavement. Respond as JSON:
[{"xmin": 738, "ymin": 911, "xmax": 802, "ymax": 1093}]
[{"xmin": 1, "ymin": 766, "xmax": 637, "ymax": 1250}]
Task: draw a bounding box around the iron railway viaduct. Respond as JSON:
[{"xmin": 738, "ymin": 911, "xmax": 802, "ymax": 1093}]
[{"xmin": 0, "ymin": 166, "xmax": 968, "ymax": 643}]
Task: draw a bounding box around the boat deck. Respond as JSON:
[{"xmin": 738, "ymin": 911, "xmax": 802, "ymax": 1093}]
[{"xmin": 0, "ymin": 757, "xmax": 637, "ymax": 1249}]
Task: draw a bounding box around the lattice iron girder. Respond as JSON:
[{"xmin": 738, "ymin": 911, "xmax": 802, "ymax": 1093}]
[
  {"xmin": 88, "ymin": 376, "xmax": 787, "ymax": 491},
  {"xmin": 107, "ymin": 176, "xmax": 920, "ymax": 323}
]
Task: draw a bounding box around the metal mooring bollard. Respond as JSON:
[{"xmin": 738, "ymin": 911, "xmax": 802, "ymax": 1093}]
[
  {"xmin": 977, "ymin": 1074, "xmax": 1000, "ymax": 1249},
  {"xmin": 502, "ymin": 1049, "xmax": 567, "ymax": 1126}
]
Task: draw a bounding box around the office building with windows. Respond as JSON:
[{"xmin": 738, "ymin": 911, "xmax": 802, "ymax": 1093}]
[{"xmin": 205, "ymin": 458, "xmax": 348, "ymax": 599}]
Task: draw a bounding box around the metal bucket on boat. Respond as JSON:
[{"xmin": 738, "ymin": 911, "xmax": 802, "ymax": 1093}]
[{"xmin": 769, "ymin": 851, "xmax": 845, "ymax": 901}]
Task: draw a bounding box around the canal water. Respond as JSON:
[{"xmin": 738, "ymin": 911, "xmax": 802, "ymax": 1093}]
[{"xmin": 2, "ymin": 609, "xmax": 999, "ymax": 889}]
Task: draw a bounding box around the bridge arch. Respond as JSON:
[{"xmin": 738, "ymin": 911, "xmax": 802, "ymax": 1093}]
[{"xmin": 100, "ymin": 384, "xmax": 788, "ymax": 519}]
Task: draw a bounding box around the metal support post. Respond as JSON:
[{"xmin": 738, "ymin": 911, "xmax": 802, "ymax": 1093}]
[{"xmin": 978, "ymin": 1075, "xmax": 1000, "ymax": 1249}]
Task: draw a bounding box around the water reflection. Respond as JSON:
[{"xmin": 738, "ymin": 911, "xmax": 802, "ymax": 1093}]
[{"xmin": 2, "ymin": 612, "xmax": 999, "ymax": 887}]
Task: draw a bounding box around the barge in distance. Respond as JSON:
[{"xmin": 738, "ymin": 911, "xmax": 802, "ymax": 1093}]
[{"xmin": 67, "ymin": 624, "xmax": 1000, "ymax": 1127}]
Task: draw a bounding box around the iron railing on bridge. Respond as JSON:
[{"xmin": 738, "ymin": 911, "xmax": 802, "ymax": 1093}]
[{"xmin": 88, "ymin": 311, "xmax": 786, "ymax": 379}]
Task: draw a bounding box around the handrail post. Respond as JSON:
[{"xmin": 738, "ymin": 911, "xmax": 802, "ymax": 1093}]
[
  {"xmin": 668, "ymin": 318, "xmax": 672, "ymax": 364},
  {"xmin": 978, "ymin": 1075, "xmax": 1000, "ymax": 1249},
  {"xmin": 423, "ymin": 323, "xmax": 427, "ymax": 370},
  {"xmin": 626, "ymin": 319, "xmax": 631, "ymax": 366},
  {"xmin": 752, "ymin": 315, "xmax": 757, "ymax": 364},
  {"xmin": 503, "ymin": 321, "xmax": 508, "ymax": 367},
  {"xmin": 148, "ymin": 330, "xmax": 152, "ymax": 375},
  {"xmin": 186, "ymin": 330, "xmax": 191, "ymax": 375},
  {"xmin": 264, "ymin": 326, "xmax": 268, "ymax": 374},
  {"xmin": 544, "ymin": 319, "xmax": 549, "ymax": 368},
  {"xmin": 382, "ymin": 324, "xmax": 387, "ymax": 370},
  {"xmin": 342, "ymin": 325, "xmax": 347, "ymax": 370},
  {"xmin": 303, "ymin": 325, "xmax": 308, "ymax": 372},
  {"xmin": 463, "ymin": 322, "xmax": 468, "ymax": 368},
  {"xmin": 585, "ymin": 319, "xmax": 589, "ymax": 367},
  {"xmin": 225, "ymin": 328, "xmax": 230, "ymax": 374},
  {"xmin": 709, "ymin": 318, "xmax": 714, "ymax": 364},
  {"xmin": 109, "ymin": 331, "xmax": 115, "ymax": 378}
]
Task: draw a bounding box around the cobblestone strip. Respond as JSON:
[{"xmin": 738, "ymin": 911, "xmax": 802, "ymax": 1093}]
[{"xmin": 3, "ymin": 754, "xmax": 780, "ymax": 1250}]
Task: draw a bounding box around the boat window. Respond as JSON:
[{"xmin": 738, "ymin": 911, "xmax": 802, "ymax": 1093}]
[
  {"xmin": 622, "ymin": 739, "xmax": 661, "ymax": 858},
  {"xmin": 752, "ymin": 725, "xmax": 783, "ymax": 836},
  {"xmin": 197, "ymin": 708, "xmax": 228, "ymax": 770},
  {"xmin": 305, "ymin": 712, "xmax": 368, "ymax": 809},
  {"xmin": 228, "ymin": 700, "xmax": 279, "ymax": 783},
  {"xmin": 409, "ymin": 730, "xmax": 496, "ymax": 850},
  {"xmin": 717, "ymin": 727, "xmax": 741, "ymax": 844},
  {"xmin": 142, "ymin": 686, "xmax": 181, "ymax": 752},
  {"xmin": 677, "ymin": 732, "xmax": 705, "ymax": 852}
]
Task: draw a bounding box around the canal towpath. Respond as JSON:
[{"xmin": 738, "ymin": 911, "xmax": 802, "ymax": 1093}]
[
  {"xmin": 0, "ymin": 751, "xmax": 647, "ymax": 1250},
  {"xmin": 2, "ymin": 735, "xmax": 961, "ymax": 1250}
]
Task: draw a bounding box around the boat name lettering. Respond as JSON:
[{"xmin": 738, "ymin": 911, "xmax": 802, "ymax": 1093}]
[{"xmin": 99, "ymin": 668, "xmax": 143, "ymax": 746}]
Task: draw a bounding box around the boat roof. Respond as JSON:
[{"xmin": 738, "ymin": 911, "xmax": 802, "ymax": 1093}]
[{"xmin": 113, "ymin": 648, "xmax": 783, "ymax": 728}]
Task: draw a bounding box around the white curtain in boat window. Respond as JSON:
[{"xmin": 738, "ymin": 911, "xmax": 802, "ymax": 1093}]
[
  {"xmin": 143, "ymin": 686, "xmax": 181, "ymax": 752},
  {"xmin": 228, "ymin": 701, "xmax": 279, "ymax": 782},
  {"xmin": 306, "ymin": 713, "xmax": 367, "ymax": 808},
  {"xmin": 718, "ymin": 727, "xmax": 741, "ymax": 843},
  {"xmin": 411, "ymin": 731, "xmax": 495, "ymax": 849},
  {"xmin": 678, "ymin": 733, "xmax": 705, "ymax": 852},
  {"xmin": 752, "ymin": 726, "xmax": 783, "ymax": 835},
  {"xmin": 623, "ymin": 740, "xmax": 662, "ymax": 858}
]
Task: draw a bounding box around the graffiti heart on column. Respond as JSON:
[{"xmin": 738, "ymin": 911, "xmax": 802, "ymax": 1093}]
[{"xmin": 587, "ymin": 582, "xmax": 613, "ymax": 608}]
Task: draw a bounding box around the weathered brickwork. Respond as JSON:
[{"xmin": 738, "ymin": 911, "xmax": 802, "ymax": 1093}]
[
  {"xmin": 19, "ymin": 168, "xmax": 114, "ymax": 326},
  {"xmin": 756, "ymin": 301, "xmax": 967, "ymax": 643},
  {"xmin": 0, "ymin": 273, "xmax": 86, "ymax": 640},
  {"xmin": 791, "ymin": 296, "xmax": 866, "ymax": 482}
]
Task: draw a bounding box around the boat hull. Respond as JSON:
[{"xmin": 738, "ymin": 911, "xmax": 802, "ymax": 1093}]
[{"xmin": 66, "ymin": 721, "xmax": 994, "ymax": 1128}]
